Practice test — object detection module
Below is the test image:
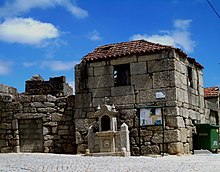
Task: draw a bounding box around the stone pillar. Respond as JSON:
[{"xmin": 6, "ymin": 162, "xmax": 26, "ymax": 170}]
[
  {"xmin": 88, "ymin": 126, "xmax": 95, "ymax": 153},
  {"xmin": 112, "ymin": 117, "xmax": 117, "ymax": 131},
  {"xmin": 120, "ymin": 123, "xmax": 130, "ymax": 152}
]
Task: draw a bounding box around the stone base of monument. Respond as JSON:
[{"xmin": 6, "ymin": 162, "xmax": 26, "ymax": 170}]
[
  {"xmin": 87, "ymin": 103, "xmax": 131, "ymax": 157},
  {"xmin": 85, "ymin": 147, "xmax": 130, "ymax": 157}
]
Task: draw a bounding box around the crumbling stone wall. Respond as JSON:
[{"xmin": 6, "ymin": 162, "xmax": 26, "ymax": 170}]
[
  {"xmin": 0, "ymin": 77, "xmax": 76, "ymax": 154},
  {"xmin": 75, "ymin": 49, "xmax": 204, "ymax": 155},
  {"xmin": 0, "ymin": 84, "xmax": 18, "ymax": 95},
  {"xmin": 204, "ymin": 97, "xmax": 219, "ymax": 125},
  {"xmin": 25, "ymin": 75, "xmax": 73, "ymax": 97}
]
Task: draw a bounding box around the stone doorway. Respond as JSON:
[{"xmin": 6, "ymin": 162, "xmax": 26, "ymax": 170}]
[{"xmin": 18, "ymin": 118, "xmax": 43, "ymax": 152}]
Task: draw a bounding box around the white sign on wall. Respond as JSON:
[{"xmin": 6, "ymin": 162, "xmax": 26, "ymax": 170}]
[{"xmin": 156, "ymin": 92, "xmax": 165, "ymax": 99}]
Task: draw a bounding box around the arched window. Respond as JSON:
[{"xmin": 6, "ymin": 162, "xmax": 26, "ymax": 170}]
[{"xmin": 101, "ymin": 115, "xmax": 110, "ymax": 131}]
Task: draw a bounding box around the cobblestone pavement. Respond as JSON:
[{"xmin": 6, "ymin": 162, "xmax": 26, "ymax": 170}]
[{"xmin": 1, "ymin": 153, "xmax": 220, "ymax": 172}]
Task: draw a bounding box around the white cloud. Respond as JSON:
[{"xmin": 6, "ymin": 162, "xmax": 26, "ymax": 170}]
[
  {"xmin": 41, "ymin": 60, "xmax": 74, "ymax": 71},
  {"xmin": 130, "ymin": 19, "xmax": 195, "ymax": 53},
  {"xmin": 173, "ymin": 30, "xmax": 195, "ymax": 53},
  {"xmin": 23, "ymin": 62, "xmax": 37, "ymax": 67},
  {"xmin": 64, "ymin": 1, "xmax": 88, "ymax": 19},
  {"xmin": 0, "ymin": 17, "xmax": 59, "ymax": 45},
  {"xmin": 131, "ymin": 34, "xmax": 175, "ymax": 46},
  {"xmin": 0, "ymin": 0, "xmax": 88, "ymax": 19},
  {"xmin": 23, "ymin": 60, "xmax": 77, "ymax": 71},
  {"xmin": 0, "ymin": 60, "xmax": 11, "ymax": 75},
  {"xmin": 174, "ymin": 19, "xmax": 191, "ymax": 30},
  {"xmin": 88, "ymin": 30, "xmax": 102, "ymax": 41}
]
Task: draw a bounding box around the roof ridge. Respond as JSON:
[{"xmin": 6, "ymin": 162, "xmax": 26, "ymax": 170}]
[
  {"xmin": 82, "ymin": 40, "xmax": 203, "ymax": 69},
  {"xmin": 95, "ymin": 39, "xmax": 171, "ymax": 49},
  {"xmin": 204, "ymin": 86, "xmax": 219, "ymax": 89}
]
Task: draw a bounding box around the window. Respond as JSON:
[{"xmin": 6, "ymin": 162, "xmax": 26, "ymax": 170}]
[
  {"xmin": 114, "ymin": 64, "xmax": 130, "ymax": 86},
  {"xmin": 187, "ymin": 66, "xmax": 193, "ymax": 88}
]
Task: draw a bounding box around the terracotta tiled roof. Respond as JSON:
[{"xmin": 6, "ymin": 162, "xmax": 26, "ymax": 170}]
[
  {"xmin": 204, "ymin": 87, "xmax": 219, "ymax": 98},
  {"xmin": 82, "ymin": 40, "xmax": 203, "ymax": 69}
]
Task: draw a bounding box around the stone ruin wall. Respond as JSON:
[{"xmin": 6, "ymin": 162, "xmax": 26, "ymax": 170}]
[
  {"xmin": 0, "ymin": 76, "xmax": 76, "ymax": 154},
  {"xmin": 74, "ymin": 50, "xmax": 205, "ymax": 155},
  {"xmin": 204, "ymin": 96, "xmax": 219, "ymax": 125},
  {"xmin": 0, "ymin": 84, "xmax": 18, "ymax": 95},
  {"xmin": 25, "ymin": 75, "xmax": 73, "ymax": 96}
]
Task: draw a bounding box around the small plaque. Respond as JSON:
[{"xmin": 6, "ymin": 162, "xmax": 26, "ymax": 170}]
[{"xmin": 156, "ymin": 92, "xmax": 165, "ymax": 99}]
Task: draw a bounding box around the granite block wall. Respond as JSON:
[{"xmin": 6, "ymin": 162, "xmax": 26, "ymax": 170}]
[
  {"xmin": 75, "ymin": 49, "xmax": 205, "ymax": 155},
  {"xmin": 0, "ymin": 77, "xmax": 76, "ymax": 154}
]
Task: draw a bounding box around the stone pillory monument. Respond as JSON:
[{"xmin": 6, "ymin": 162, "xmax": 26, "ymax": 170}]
[{"xmin": 0, "ymin": 40, "xmax": 219, "ymax": 155}]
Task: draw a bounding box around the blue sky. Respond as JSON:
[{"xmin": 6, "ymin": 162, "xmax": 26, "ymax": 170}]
[{"xmin": 0, "ymin": 0, "xmax": 220, "ymax": 93}]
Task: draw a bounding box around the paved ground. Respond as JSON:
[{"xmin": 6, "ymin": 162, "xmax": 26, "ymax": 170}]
[{"xmin": 1, "ymin": 153, "xmax": 220, "ymax": 172}]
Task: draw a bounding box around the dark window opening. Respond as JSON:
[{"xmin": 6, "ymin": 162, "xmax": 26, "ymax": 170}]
[
  {"xmin": 101, "ymin": 115, "xmax": 111, "ymax": 131},
  {"xmin": 114, "ymin": 64, "xmax": 130, "ymax": 86},
  {"xmin": 187, "ymin": 66, "xmax": 193, "ymax": 88}
]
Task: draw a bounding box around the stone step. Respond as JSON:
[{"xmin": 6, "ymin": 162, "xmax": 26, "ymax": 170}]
[{"xmin": 194, "ymin": 149, "xmax": 213, "ymax": 155}]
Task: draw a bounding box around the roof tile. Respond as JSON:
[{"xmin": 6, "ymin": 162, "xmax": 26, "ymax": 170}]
[
  {"xmin": 82, "ymin": 40, "xmax": 203, "ymax": 69},
  {"xmin": 204, "ymin": 87, "xmax": 219, "ymax": 98}
]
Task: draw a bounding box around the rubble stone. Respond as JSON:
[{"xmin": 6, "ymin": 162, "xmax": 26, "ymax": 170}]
[
  {"xmin": 168, "ymin": 142, "xmax": 184, "ymax": 154},
  {"xmin": 0, "ymin": 76, "xmax": 75, "ymax": 154}
]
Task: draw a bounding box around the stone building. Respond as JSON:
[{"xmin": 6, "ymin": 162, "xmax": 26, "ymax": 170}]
[
  {"xmin": 204, "ymin": 87, "xmax": 219, "ymax": 125},
  {"xmin": 0, "ymin": 76, "xmax": 76, "ymax": 153},
  {"xmin": 74, "ymin": 40, "xmax": 205, "ymax": 155},
  {"xmin": 0, "ymin": 40, "xmax": 217, "ymax": 156}
]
